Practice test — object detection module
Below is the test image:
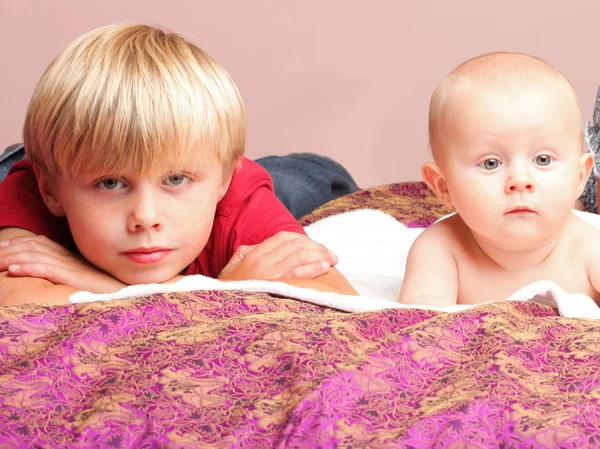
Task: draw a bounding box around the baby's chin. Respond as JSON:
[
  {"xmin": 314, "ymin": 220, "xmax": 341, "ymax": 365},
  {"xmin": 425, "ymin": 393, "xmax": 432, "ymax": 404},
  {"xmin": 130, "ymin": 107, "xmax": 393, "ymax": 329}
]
[
  {"xmin": 472, "ymin": 225, "xmax": 559, "ymax": 249},
  {"xmin": 492, "ymin": 230, "xmax": 560, "ymax": 250}
]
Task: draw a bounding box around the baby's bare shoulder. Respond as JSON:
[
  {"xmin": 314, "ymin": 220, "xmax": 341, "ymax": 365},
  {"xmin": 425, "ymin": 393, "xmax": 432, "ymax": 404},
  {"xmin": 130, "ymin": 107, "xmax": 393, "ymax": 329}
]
[
  {"xmin": 405, "ymin": 215, "xmax": 474, "ymax": 272},
  {"xmin": 570, "ymin": 214, "xmax": 600, "ymax": 245},
  {"xmin": 573, "ymin": 214, "xmax": 600, "ymax": 293},
  {"xmin": 418, "ymin": 214, "xmax": 469, "ymax": 247},
  {"xmin": 568, "ymin": 214, "xmax": 600, "ymax": 261}
]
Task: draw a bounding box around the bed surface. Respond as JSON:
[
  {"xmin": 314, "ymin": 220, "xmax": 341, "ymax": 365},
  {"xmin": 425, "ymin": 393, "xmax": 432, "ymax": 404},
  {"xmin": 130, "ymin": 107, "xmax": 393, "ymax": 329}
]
[{"xmin": 2, "ymin": 183, "xmax": 598, "ymax": 449}]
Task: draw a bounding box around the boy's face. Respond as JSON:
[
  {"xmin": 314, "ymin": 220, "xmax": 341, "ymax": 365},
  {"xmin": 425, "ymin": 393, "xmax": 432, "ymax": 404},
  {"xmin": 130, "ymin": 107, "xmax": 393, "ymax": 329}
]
[
  {"xmin": 42, "ymin": 154, "xmax": 231, "ymax": 284},
  {"xmin": 432, "ymin": 82, "xmax": 592, "ymax": 249}
]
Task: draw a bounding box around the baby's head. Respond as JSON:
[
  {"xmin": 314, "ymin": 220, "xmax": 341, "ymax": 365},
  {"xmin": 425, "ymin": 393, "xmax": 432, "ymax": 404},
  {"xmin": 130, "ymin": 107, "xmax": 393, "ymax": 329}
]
[
  {"xmin": 23, "ymin": 24, "xmax": 246, "ymax": 284},
  {"xmin": 24, "ymin": 23, "xmax": 245, "ymax": 180},
  {"xmin": 423, "ymin": 52, "xmax": 593, "ymax": 248},
  {"xmin": 429, "ymin": 52, "xmax": 583, "ymax": 164}
]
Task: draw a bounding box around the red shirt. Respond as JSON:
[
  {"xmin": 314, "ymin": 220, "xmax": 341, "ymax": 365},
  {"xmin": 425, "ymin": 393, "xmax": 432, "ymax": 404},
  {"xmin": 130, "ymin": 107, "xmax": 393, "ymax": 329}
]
[{"xmin": 0, "ymin": 158, "xmax": 305, "ymax": 278}]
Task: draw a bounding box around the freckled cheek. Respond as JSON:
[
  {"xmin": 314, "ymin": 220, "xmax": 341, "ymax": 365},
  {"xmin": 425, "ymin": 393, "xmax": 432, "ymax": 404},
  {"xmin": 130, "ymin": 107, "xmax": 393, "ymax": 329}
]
[
  {"xmin": 169, "ymin": 202, "xmax": 215, "ymax": 241},
  {"xmin": 66, "ymin": 204, "xmax": 121, "ymax": 251}
]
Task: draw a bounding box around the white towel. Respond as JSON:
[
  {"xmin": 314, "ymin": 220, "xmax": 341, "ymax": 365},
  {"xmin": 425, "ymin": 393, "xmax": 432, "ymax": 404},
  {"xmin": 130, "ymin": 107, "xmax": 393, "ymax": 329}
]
[
  {"xmin": 70, "ymin": 274, "xmax": 418, "ymax": 312},
  {"xmin": 304, "ymin": 209, "xmax": 424, "ymax": 301},
  {"xmin": 70, "ymin": 209, "xmax": 600, "ymax": 319},
  {"xmin": 69, "ymin": 274, "xmax": 600, "ymax": 319}
]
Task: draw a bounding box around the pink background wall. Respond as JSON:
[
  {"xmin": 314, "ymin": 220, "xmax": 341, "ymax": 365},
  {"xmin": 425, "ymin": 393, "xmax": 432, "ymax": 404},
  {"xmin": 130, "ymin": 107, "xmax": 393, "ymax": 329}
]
[{"xmin": 1, "ymin": 1, "xmax": 598, "ymax": 188}]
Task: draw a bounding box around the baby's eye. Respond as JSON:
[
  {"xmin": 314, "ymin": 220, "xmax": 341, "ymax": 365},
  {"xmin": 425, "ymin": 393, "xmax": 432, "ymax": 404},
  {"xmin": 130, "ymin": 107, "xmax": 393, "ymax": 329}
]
[
  {"xmin": 533, "ymin": 155, "xmax": 553, "ymax": 166},
  {"xmin": 479, "ymin": 158, "xmax": 502, "ymax": 170},
  {"xmin": 97, "ymin": 178, "xmax": 125, "ymax": 190},
  {"xmin": 164, "ymin": 174, "xmax": 190, "ymax": 187}
]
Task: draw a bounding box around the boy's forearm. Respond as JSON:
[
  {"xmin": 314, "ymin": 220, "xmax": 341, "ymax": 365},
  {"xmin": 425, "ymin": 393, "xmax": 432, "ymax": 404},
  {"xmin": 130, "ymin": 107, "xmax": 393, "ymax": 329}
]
[
  {"xmin": 0, "ymin": 272, "xmax": 76, "ymax": 306},
  {"xmin": 0, "ymin": 227, "xmax": 79, "ymax": 306},
  {"xmin": 280, "ymin": 269, "xmax": 358, "ymax": 295}
]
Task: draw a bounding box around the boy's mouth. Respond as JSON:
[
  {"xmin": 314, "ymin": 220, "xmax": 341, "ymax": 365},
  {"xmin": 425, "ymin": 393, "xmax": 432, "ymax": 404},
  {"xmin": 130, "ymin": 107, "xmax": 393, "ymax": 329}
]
[{"xmin": 122, "ymin": 247, "xmax": 171, "ymax": 264}]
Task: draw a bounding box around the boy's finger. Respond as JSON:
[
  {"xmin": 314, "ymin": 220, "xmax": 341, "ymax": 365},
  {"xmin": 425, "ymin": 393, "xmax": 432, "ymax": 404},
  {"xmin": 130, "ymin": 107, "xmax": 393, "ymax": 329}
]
[
  {"xmin": 245, "ymin": 233, "xmax": 339, "ymax": 265},
  {"xmin": 288, "ymin": 239, "xmax": 338, "ymax": 264},
  {"xmin": 8, "ymin": 263, "xmax": 126, "ymax": 294},
  {"xmin": 219, "ymin": 245, "xmax": 257, "ymax": 277},
  {"xmin": 247, "ymin": 232, "xmax": 306, "ymax": 256},
  {"xmin": 0, "ymin": 251, "xmax": 68, "ymax": 271},
  {"xmin": 7, "ymin": 262, "xmax": 73, "ymax": 286},
  {"xmin": 261, "ymin": 239, "xmax": 337, "ymax": 269},
  {"xmin": 271, "ymin": 248, "xmax": 336, "ymax": 277},
  {"xmin": 235, "ymin": 244, "xmax": 257, "ymax": 258},
  {"xmin": 0, "ymin": 236, "xmax": 72, "ymax": 256},
  {"xmin": 287, "ymin": 261, "xmax": 331, "ymax": 279},
  {"xmin": 222, "ymin": 244, "xmax": 257, "ymax": 271}
]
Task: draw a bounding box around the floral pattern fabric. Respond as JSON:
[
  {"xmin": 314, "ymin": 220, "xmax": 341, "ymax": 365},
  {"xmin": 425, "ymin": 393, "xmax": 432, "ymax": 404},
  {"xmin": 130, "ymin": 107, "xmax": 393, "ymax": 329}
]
[{"xmin": 299, "ymin": 181, "xmax": 453, "ymax": 227}]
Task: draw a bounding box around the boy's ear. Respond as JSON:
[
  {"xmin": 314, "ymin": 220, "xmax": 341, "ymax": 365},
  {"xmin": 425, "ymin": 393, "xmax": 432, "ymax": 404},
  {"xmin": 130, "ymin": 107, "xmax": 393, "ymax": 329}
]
[
  {"xmin": 422, "ymin": 162, "xmax": 453, "ymax": 207},
  {"xmin": 33, "ymin": 166, "xmax": 66, "ymax": 217},
  {"xmin": 218, "ymin": 175, "xmax": 233, "ymax": 201},
  {"xmin": 577, "ymin": 152, "xmax": 595, "ymax": 197},
  {"xmin": 218, "ymin": 157, "xmax": 242, "ymax": 201}
]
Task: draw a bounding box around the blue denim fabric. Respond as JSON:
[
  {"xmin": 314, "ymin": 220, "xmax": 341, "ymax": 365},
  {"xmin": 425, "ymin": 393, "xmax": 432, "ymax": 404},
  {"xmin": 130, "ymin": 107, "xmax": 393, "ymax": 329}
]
[
  {"xmin": 255, "ymin": 153, "xmax": 359, "ymax": 218},
  {"xmin": 0, "ymin": 146, "xmax": 359, "ymax": 219},
  {"xmin": 0, "ymin": 144, "xmax": 25, "ymax": 182}
]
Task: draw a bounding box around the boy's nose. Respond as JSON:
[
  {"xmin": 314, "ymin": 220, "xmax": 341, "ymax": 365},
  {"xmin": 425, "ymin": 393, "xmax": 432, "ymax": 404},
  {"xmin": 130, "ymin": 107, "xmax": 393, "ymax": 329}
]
[{"xmin": 127, "ymin": 191, "xmax": 162, "ymax": 232}]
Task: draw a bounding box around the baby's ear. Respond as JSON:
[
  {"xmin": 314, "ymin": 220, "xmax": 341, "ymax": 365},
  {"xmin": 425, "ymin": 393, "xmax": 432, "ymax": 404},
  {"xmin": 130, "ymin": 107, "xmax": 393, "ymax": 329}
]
[
  {"xmin": 33, "ymin": 166, "xmax": 65, "ymax": 217},
  {"xmin": 577, "ymin": 152, "xmax": 595, "ymax": 197},
  {"xmin": 422, "ymin": 162, "xmax": 453, "ymax": 207}
]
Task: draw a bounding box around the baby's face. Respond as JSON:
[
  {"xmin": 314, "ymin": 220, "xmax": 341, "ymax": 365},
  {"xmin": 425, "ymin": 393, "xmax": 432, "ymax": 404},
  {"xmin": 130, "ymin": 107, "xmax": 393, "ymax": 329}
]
[
  {"xmin": 48, "ymin": 154, "xmax": 230, "ymax": 284},
  {"xmin": 437, "ymin": 82, "xmax": 591, "ymax": 249}
]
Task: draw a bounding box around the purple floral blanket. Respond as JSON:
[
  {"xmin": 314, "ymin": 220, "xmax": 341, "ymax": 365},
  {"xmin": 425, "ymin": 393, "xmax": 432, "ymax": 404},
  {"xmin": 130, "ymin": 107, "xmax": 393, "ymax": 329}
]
[{"xmin": 1, "ymin": 183, "xmax": 599, "ymax": 448}]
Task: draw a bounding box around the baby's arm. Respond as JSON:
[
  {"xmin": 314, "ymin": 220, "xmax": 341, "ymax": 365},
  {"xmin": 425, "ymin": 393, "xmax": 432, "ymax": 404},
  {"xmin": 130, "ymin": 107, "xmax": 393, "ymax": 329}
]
[
  {"xmin": 398, "ymin": 225, "xmax": 459, "ymax": 307},
  {"xmin": 280, "ymin": 268, "xmax": 357, "ymax": 295}
]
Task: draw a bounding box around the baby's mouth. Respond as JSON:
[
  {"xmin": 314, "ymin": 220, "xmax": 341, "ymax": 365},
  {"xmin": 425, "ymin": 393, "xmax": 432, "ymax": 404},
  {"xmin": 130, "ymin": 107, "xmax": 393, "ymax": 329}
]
[{"xmin": 506, "ymin": 206, "xmax": 536, "ymax": 215}]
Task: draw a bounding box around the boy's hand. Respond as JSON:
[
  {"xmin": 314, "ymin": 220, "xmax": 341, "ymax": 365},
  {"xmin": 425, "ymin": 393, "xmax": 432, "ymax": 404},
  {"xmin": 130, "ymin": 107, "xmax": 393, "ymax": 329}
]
[
  {"xmin": 218, "ymin": 231, "xmax": 338, "ymax": 281},
  {"xmin": 0, "ymin": 235, "xmax": 126, "ymax": 294}
]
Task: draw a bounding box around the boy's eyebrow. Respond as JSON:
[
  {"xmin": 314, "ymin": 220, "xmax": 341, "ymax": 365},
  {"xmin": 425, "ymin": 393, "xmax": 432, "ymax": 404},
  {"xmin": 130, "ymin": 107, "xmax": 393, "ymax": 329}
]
[
  {"xmin": 74, "ymin": 155, "xmax": 221, "ymax": 178},
  {"xmin": 153, "ymin": 161, "xmax": 220, "ymax": 178}
]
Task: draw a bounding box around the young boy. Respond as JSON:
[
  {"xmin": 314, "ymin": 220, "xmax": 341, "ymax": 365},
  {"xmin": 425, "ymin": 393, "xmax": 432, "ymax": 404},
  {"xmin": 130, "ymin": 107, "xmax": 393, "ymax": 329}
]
[
  {"xmin": 0, "ymin": 23, "xmax": 356, "ymax": 306},
  {"xmin": 399, "ymin": 52, "xmax": 600, "ymax": 307}
]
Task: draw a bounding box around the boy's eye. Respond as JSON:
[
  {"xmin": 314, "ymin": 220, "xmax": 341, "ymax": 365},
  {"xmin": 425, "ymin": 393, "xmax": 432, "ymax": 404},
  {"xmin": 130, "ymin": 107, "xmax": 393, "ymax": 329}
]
[
  {"xmin": 479, "ymin": 158, "xmax": 502, "ymax": 170},
  {"xmin": 164, "ymin": 174, "xmax": 190, "ymax": 187},
  {"xmin": 533, "ymin": 155, "xmax": 553, "ymax": 166},
  {"xmin": 97, "ymin": 178, "xmax": 125, "ymax": 190}
]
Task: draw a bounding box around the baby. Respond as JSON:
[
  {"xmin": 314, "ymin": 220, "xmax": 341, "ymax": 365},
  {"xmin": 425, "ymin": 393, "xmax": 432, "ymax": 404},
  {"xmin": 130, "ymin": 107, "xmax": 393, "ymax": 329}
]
[{"xmin": 399, "ymin": 52, "xmax": 600, "ymax": 307}]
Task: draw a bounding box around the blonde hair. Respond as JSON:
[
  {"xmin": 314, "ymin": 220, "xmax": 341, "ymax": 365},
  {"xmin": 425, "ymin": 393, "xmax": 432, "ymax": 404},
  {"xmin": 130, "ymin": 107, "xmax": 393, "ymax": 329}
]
[
  {"xmin": 24, "ymin": 23, "xmax": 245, "ymax": 179},
  {"xmin": 428, "ymin": 52, "xmax": 581, "ymax": 159}
]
